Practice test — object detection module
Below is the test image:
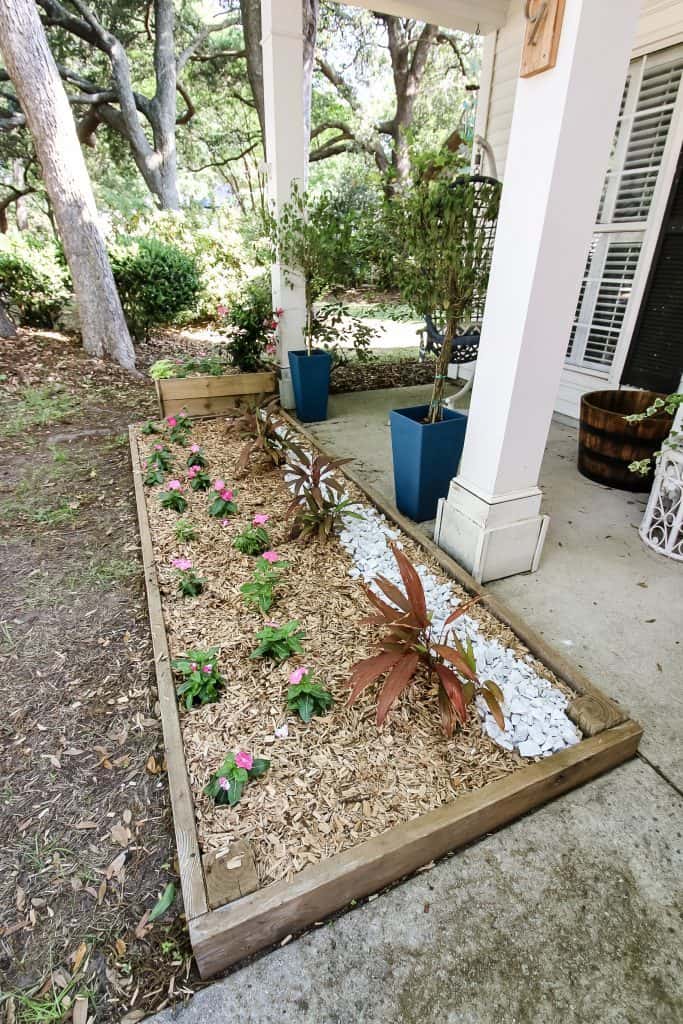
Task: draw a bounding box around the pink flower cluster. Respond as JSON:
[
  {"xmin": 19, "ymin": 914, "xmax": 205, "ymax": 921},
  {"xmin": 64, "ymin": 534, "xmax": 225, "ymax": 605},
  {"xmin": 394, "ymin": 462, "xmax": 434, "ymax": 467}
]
[
  {"xmin": 188, "ymin": 465, "xmax": 200, "ymax": 479},
  {"xmin": 172, "ymin": 557, "xmax": 193, "ymax": 571},
  {"xmin": 289, "ymin": 667, "xmax": 307, "ymax": 685},
  {"xmin": 213, "ymin": 479, "xmax": 234, "ymax": 501},
  {"xmin": 253, "ymin": 514, "xmax": 269, "ymax": 525},
  {"xmin": 167, "ymin": 480, "xmax": 182, "ymax": 491},
  {"xmin": 261, "ymin": 550, "xmax": 280, "ymax": 564},
  {"xmin": 190, "ymin": 443, "xmax": 201, "ymax": 454},
  {"xmin": 167, "ymin": 416, "xmax": 177, "ymax": 427},
  {"xmin": 235, "ymin": 751, "xmax": 253, "ymax": 770}
]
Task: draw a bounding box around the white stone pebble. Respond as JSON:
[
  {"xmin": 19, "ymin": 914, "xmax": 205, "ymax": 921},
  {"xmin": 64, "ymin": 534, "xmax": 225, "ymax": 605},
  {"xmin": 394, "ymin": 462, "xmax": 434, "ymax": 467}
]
[{"xmin": 280, "ymin": 436, "xmax": 582, "ymax": 759}]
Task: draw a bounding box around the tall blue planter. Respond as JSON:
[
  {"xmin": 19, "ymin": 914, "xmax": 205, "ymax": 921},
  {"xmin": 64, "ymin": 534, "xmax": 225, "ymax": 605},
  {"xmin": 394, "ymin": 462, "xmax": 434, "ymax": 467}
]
[
  {"xmin": 288, "ymin": 349, "xmax": 332, "ymax": 423},
  {"xmin": 390, "ymin": 405, "xmax": 467, "ymax": 522}
]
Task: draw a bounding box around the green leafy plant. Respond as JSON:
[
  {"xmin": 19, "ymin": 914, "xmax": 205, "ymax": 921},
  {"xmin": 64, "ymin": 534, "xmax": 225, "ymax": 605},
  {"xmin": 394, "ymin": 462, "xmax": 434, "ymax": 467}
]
[
  {"xmin": 159, "ymin": 482, "xmax": 187, "ymax": 513},
  {"xmin": 187, "ymin": 466, "xmax": 211, "ymax": 491},
  {"xmin": 250, "ymin": 620, "xmax": 304, "ymax": 662},
  {"xmin": 347, "ymin": 542, "xmax": 504, "ymax": 737},
  {"xmin": 172, "ymin": 647, "xmax": 223, "ymax": 708},
  {"xmin": 143, "ymin": 463, "xmax": 165, "ymax": 487},
  {"xmin": 150, "ymin": 354, "xmax": 229, "ymax": 380},
  {"xmin": 166, "ymin": 412, "xmax": 192, "ymax": 445},
  {"xmin": 174, "ymin": 518, "xmax": 197, "ymax": 542},
  {"xmin": 141, "ymin": 419, "xmax": 161, "ymax": 435},
  {"xmin": 204, "ymin": 750, "xmax": 270, "ymax": 806},
  {"xmin": 148, "ymin": 445, "xmax": 173, "ymax": 472},
  {"xmin": 187, "ymin": 444, "xmax": 208, "ymax": 469},
  {"xmin": 286, "ymin": 452, "xmax": 362, "ymax": 542},
  {"xmin": 287, "ymin": 667, "xmax": 333, "ymax": 722},
  {"xmin": 625, "ymin": 392, "xmax": 681, "ymax": 475},
  {"xmin": 0, "ymin": 234, "xmax": 70, "ymax": 327},
  {"xmin": 220, "ymin": 273, "xmax": 278, "ymax": 372},
  {"xmin": 310, "ymin": 302, "xmax": 377, "ymax": 366},
  {"xmin": 150, "ymin": 358, "xmax": 183, "ymax": 380},
  {"xmin": 240, "ymin": 552, "xmax": 288, "ymax": 613},
  {"xmin": 388, "ymin": 173, "xmax": 501, "ymax": 421},
  {"xmin": 208, "ymin": 480, "xmax": 238, "ymax": 517},
  {"xmin": 110, "ymin": 237, "xmax": 201, "ymax": 340},
  {"xmin": 233, "ymin": 514, "xmax": 271, "ymax": 555},
  {"xmin": 172, "ymin": 557, "xmax": 203, "ymax": 597}
]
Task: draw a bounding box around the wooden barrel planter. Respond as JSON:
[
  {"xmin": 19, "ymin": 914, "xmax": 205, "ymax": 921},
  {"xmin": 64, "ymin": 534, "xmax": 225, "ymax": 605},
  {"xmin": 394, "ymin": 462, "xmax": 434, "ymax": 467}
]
[
  {"xmin": 155, "ymin": 370, "xmax": 276, "ymax": 419},
  {"xmin": 578, "ymin": 389, "xmax": 673, "ymax": 492}
]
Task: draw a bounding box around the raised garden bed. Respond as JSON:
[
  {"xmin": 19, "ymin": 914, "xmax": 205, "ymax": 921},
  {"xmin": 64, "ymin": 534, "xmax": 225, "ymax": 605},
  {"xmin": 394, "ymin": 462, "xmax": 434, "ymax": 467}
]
[
  {"xmin": 154, "ymin": 370, "xmax": 276, "ymax": 419},
  {"xmin": 130, "ymin": 412, "xmax": 641, "ymax": 979}
]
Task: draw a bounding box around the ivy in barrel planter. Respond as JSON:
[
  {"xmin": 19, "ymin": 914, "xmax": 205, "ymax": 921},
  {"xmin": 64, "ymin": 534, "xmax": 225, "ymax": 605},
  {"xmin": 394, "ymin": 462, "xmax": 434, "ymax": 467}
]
[{"xmin": 204, "ymin": 751, "xmax": 270, "ymax": 807}]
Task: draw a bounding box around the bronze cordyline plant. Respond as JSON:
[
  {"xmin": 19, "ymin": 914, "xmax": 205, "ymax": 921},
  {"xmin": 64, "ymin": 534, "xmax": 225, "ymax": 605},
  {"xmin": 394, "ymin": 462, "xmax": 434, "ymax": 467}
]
[
  {"xmin": 348, "ymin": 543, "xmax": 505, "ymax": 737},
  {"xmin": 285, "ymin": 451, "xmax": 361, "ymax": 542},
  {"xmin": 226, "ymin": 399, "xmax": 304, "ymax": 475}
]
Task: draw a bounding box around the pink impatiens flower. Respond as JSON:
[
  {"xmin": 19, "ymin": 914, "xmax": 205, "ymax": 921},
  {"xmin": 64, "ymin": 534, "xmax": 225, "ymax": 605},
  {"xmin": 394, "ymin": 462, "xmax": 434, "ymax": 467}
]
[
  {"xmin": 261, "ymin": 550, "xmax": 279, "ymax": 563},
  {"xmin": 216, "ymin": 304, "xmax": 228, "ymax": 317},
  {"xmin": 203, "ymin": 664, "xmax": 212, "ymax": 673},
  {"xmin": 220, "ymin": 489, "xmax": 234, "ymax": 502},
  {"xmin": 191, "ymin": 662, "xmax": 198, "ymax": 671},
  {"xmin": 235, "ymin": 751, "xmax": 253, "ymax": 770},
  {"xmin": 172, "ymin": 557, "xmax": 192, "ymax": 571},
  {"xmin": 187, "ymin": 465, "xmax": 199, "ymax": 478},
  {"xmin": 167, "ymin": 479, "xmax": 182, "ymax": 491},
  {"xmin": 213, "ymin": 478, "xmax": 226, "ymax": 492},
  {"xmin": 167, "ymin": 416, "xmax": 177, "ymax": 427},
  {"xmin": 289, "ymin": 666, "xmax": 307, "ymax": 685},
  {"xmin": 154, "ymin": 444, "xmax": 163, "ymax": 451},
  {"xmin": 190, "ymin": 443, "xmax": 200, "ymax": 453},
  {"xmin": 252, "ymin": 513, "xmax": 269, "ymax": 525},
  {"xmin": 220, "ymin": 519, "xmax": 230, "ymax": 528},
  {"xmin": 218, "ymin": 776, "xmax": 230, "ymax": 790}
]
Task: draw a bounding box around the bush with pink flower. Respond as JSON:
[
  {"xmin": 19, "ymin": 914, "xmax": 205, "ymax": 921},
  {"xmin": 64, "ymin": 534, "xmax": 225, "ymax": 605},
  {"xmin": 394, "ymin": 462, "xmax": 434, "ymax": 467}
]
[
  {"xmin": 240, "ymin": 551, "xmax": 288, "ymax": 613},
  {"xmin": 187, "ymin": 464, "xmax": 211, "ymax": 492},
  {"xmin": 171, "ymin": 556, "xmax": 203, "ymax": 596},
  {"xmin": 286, "ymin": 667, "xmax": 333, "ymax": 722},
  {"xmin": 186, "ymin": 443, "xmax": 208, "ymax": 469},
  {"xmin": 159, "ymin": 480, "xmax": 187, "ymax": 513},
  {"xmin": 208, "ymin": 480, "xmax": 238, "ymax": 518},
  {"xmin": 233, "ymin": 513, "xmax": 271, "ymax": 555},
  {"xmin": 204, "ymin": 750, "xmax": 270, "ymax": 806},
  {"xmin": 171, "ymin": 647, "xmax": 223, "ymax": 708},
  {"xmin": 167, "ymin": 411, "xmax": 192, "ymax": 445}
]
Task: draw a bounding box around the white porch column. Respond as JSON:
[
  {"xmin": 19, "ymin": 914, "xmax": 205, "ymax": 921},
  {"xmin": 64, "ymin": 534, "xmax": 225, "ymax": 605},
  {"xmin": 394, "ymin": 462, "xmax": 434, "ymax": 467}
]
[
  {"xmin": 434, "ymin": 0, "xmax": 640, "ymax": 583},
  {"xmin": 261, "ymin": 0, "xmax": 308, "ymax": 408}
]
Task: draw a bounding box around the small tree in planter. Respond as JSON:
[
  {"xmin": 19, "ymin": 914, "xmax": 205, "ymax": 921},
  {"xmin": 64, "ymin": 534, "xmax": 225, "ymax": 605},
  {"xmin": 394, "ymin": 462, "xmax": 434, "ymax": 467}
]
[
  {"xmin": 385, "ymin": 171, "xmax": 501, "ymax": 520},
  {"xmin": 272, "ymin": 184, "xmax": 355, "ymax": 422}
]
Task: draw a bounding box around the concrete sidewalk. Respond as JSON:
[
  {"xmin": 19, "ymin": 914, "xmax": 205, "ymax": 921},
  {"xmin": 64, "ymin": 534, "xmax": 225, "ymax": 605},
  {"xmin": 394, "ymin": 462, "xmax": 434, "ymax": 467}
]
[{"xmin": 151, "ymin": 384, "xmax": 682, "ymax": 1024}]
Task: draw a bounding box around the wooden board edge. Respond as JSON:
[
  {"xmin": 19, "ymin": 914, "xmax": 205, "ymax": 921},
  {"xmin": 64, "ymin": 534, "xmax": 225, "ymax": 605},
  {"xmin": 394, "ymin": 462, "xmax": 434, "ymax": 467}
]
[
  {"xmin": 129, "ymin": 426, "xmax": 208, "ymax": 920},
  {"xmin": 154, "ymin": 378, "xmax": 165, "ymax": 419},
  {"xmin": 190, "ymin": 719, "xmax": 642, "ymax": 978},
  {"xmin": 278, "ymin": 410, "xmax": 630, "ymax": 737},
  {"xmin": 157, "ymin": 372, "xmax": 276, "ymax": 400}
]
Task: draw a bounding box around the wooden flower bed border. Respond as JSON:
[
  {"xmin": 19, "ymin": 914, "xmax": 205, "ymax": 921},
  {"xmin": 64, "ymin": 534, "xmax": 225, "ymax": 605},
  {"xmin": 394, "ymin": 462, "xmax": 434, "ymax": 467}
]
[
  {"xmin": 154, "ymin": 370, "xmax": 276, "ymax": 419},
  {"xmin": 129, "ymin": 415, "xmax": 642, "ymax": 980}
]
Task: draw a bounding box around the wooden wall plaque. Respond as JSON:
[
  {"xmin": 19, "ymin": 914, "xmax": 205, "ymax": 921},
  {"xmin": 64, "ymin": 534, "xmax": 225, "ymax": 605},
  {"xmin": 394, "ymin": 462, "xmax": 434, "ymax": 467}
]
[{"xmin": 520, "ymin": 0, "xmax": 566, "ymax": 78}]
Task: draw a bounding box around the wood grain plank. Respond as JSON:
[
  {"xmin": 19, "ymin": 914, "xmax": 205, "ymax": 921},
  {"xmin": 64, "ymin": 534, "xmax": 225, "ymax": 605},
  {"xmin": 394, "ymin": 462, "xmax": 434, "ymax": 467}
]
[
  {"xmin": 190, "ymin": 720, "xmax": 641, "ymax": 978},
  {"xmin": 279, "ymin": 410, "xmax": 629, "ymax": 737},
  {"xmin": 129, "ymin": 427, "xmax": 208, "ymax": 921},
  {"xmin": 158, "ymin": 372, "xmax": 276, "ymax": 400},
  {"xmin": 520, "ymin": 0, "xmax": 566, "ymax": 78}
]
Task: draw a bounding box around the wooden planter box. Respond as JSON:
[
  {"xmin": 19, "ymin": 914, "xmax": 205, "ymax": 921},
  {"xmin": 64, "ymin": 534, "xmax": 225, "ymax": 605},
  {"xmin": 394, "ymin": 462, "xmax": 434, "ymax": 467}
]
[
  {"xmin": 129, "ymin": 417, "xmax": 642, "ymax": 980},
  {"xmin": 155, "ymin": 370, "xmax": 276, "ymax": 419}
]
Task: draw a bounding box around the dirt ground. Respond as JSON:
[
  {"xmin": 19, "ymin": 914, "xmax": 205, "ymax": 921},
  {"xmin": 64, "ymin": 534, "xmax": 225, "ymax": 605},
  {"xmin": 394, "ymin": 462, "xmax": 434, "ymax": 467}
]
[{"xmin": 0, "ymin": 331, "xmax": 205, "ymax": 1023}]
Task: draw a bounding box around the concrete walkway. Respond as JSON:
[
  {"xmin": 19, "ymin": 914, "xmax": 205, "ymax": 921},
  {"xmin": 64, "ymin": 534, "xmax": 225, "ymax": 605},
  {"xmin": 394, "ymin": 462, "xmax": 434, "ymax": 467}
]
[{"xmin": 152, "ymin": 385, "xmax": 682, "ymax": 1024}]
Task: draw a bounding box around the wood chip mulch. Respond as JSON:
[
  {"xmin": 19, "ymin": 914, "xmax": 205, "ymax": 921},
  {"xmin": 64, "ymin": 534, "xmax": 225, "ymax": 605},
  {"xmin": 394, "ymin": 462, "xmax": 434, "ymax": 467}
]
[
  {"xmin": 138, "ymin": 418, "xmax": 572, "ymax": 890},
  {"xmin": 330, "ymin": 358, "xmax": 437, "ymax": 393}
]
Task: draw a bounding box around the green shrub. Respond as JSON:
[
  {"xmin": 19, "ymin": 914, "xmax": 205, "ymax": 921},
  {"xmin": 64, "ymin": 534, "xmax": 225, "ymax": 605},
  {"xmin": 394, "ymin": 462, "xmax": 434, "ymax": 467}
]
[
  {"xmin": 0, "ymin": 234, "xmax": 70, "ymax": 327},
  {"xmin": 222, "ymin": 274, "xmax": 274, "ymax": 372},
  {"xmin": 110, "ymin": 237, "xmax": 201, "ymax": 339}
]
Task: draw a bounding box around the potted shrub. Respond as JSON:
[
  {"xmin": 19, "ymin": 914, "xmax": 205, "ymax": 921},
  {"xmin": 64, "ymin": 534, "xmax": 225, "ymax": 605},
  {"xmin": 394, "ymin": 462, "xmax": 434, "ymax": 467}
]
[
  {"xmin": 274, "ymin": 185, "xmax": 353, "ymax": 422},
  {"xmin": 387, "ymin": 171, "xmax": 501, "ymax": 521}
]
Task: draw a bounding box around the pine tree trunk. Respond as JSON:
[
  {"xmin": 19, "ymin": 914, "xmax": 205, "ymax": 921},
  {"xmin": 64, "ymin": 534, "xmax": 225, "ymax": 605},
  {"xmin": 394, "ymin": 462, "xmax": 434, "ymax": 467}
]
[{"xmin": 0, "ymin": 0, "xmax": 136, "ymax": 368}]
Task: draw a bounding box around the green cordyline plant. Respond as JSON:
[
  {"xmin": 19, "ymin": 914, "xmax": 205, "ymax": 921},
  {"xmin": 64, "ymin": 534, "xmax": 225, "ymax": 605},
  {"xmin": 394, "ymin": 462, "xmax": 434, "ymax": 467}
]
[
  {"xmin": 286, "ymin": 666, "xmax": 333, "ymax": 723},
  {"xmin": 172, "ymin": 557, "xmax": 203, "ymax": 597},
  {"xmin": 626, "ymin": 392, "xmax": 682, "ymax": 475},
  {"xmin": 208, "ymin": 479, "xmax": 238, "ymax": 517},
  {"xmin": 159, "ymin": 480, "xmax": 187, "ymax": 513},
  {"xmin": 172, "ymin": 648, "xmax": 223, "ymax": 708},
  {"xmin": 250, "ymin": 620, "xmax": 305, "ymax": 663},
  {"xmin": 204, "ymin": 750, "xmax": 270, "ymax": 806},
  {"xmin": 174, "ymin": 518, "xmax": 197, "ymax": 543},
  {"xmin": 388, "ymin": 173, "xmax": 501, "ymax": 422},
  {"xmin": 233, "ymin": 513, "xmax": 271, "ymax": 555},
  {"xmin": 272, "ymin": 182, "xmax": 353, "ymax": 356},
  {"xmin": 348, "ymin": 542, "xmax": 505, "ymax": 737},
  {"xmin": 186, "ymin": 443, "xmax": 208, "ymax": 469},
  {"xmin": 240, "ymin": 551, "xmax": 288, "ymax": 614}
]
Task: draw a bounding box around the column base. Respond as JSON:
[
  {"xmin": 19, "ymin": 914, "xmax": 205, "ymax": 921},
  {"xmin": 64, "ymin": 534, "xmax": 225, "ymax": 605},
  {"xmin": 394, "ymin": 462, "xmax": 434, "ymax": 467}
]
[
  {"xmin": 434, "ymin": 479, "xmax": 549, "ymax": 584},
  {"xmin": 278, "ymin": 366, "xmax": 295, "ymax": 410}
]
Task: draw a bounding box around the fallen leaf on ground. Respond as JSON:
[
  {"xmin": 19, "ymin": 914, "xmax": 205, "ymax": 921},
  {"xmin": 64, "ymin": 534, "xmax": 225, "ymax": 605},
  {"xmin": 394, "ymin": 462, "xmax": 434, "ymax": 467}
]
[
  {"xmin": 114, "ymin": 937, "xmax": 127, "ymax": 957},
  {"xmin": 71, "ymin": 941, "xmax": 88, "ymax": 975},
  {"xmin": 105, "ymin": 851, "xmax": 127, "ymax": 880},
  {"xmin": 73, "ymin": 820, "xmax": 97, "ymax": 830},
  {"xmin": 148, "ymin": 882, "xmax": 176, "ymax": 922},
  {"xmin": 111, "ymin": 823, "xmax": 130, "ymax": 847},
  {"xmin": 134, "ymin": 910, "xmax": 151, "ymax": 940}
]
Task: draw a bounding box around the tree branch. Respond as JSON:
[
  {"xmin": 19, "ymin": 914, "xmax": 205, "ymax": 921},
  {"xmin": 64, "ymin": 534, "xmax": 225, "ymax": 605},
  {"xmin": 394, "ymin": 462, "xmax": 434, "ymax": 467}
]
[{"xmin": 177, "ymin": 12, "xmax": 240, "ymax": 73}]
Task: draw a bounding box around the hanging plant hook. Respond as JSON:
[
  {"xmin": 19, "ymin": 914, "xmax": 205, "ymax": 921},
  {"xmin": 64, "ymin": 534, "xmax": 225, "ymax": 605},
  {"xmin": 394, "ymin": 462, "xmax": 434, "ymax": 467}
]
[{"xmin": 524, "ymin": 0, "xmax": 548, "ymax": 45}]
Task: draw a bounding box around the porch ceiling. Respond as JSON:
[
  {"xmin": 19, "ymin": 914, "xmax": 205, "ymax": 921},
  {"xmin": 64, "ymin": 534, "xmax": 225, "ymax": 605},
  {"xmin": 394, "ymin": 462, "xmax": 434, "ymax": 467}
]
[{"xmin": 343, "ymin": 0, "xmax": 509, "ymax": 34}]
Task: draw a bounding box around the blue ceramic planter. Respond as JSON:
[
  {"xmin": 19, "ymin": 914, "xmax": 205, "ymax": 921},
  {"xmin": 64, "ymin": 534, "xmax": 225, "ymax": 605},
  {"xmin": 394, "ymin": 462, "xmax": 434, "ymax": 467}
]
[
  {"xmin": 389, "ymin": 405, "xmax": 467, "ymax": 522},
  {"xmin": 288, "ymin": 349, "xmax": 332, "ymax": 422}
]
